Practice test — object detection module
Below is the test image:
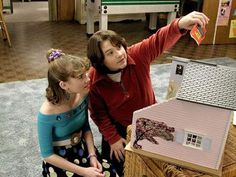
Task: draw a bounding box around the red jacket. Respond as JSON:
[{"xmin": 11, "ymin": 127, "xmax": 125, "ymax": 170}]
[{"xmin": 89, "ymin": 19, "xmax": 184, "ymax": 145}]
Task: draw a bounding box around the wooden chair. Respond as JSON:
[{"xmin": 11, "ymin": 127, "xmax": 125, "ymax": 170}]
[{"xmin": 0, "ymin": 0, "xmax": 12, "ymax": 47}]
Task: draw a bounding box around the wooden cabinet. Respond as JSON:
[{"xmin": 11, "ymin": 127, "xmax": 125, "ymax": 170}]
[
  {"xmin": 57, "ymin": 0, "xmax": 75, "ymax": 21},
  {"xmin": 48, "ymin": 0, "xmax": 75, "ymax": 21}
]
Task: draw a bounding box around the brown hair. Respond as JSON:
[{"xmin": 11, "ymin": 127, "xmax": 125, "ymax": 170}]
[
  {"xmin": 46, "ymin": 49, "xmax": 90, "ymax": 104},
  {"xmin": 87, "ymin": 30, "xmax": 127, "ymax": 74}
]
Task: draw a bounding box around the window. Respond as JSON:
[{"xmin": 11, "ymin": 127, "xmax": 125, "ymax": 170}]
[
  {"xmin": 175, "ymin": 64, "xmax": 184, "ymax": 75},
  {"xmin": 183, "ymin": 130, "xmax": 204, "ymax": 150}
]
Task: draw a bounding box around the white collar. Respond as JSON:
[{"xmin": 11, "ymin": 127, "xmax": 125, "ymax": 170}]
[{"xmin": 107, "ymin": 72, "xmax": 122, "ymax": 82}]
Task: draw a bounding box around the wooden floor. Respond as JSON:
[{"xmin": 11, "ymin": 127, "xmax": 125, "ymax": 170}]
[{"xmin": 0, "ymin": 2, "xmax": 236, "ymax": 83}]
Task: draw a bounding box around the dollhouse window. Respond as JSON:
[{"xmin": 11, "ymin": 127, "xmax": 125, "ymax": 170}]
[
  {"xmin": 183, "ymin": 131, "xmax": 203, "ymax": 150},
  {"xmin": 175, "ymin": 64, "xmax": 184, "ymax": 75}
]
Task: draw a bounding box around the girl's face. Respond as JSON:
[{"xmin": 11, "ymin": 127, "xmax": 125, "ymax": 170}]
[
  {"xmin": 101, "ymin": 40, "xmax": 127, "ymax": 71},
  {"xmin": 62, "ymin": 72, "xmax": 90, "ymax": 95}
]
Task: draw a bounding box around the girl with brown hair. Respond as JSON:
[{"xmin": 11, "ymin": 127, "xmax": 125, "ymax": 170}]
[{"xmin": 37, "ymin": 49, "xmax": 117, "ymax": 177}]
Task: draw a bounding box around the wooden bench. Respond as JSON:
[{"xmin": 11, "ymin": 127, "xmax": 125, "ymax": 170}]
[{"xmin": 86, "ymin": 0, "xmax": 180, "ymax": 34}]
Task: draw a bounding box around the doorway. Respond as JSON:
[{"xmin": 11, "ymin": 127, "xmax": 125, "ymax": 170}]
[{"xmin": 4, "ymin": 0, "xmax": 49, "ymax": 22}]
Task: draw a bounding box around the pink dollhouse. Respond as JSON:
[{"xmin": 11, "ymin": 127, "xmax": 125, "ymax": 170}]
[{"xmin": 130, "ymin": 59, "xmax": 236, "ymax": 176}]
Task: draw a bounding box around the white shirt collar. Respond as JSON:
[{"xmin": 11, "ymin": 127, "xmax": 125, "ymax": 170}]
[{"xmin": 107, "ymin": 72, "xmax": 122, "ymax": 82}]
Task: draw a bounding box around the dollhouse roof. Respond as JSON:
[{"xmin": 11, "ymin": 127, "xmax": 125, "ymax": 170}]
[{"xmin": 177, "ymin": 60, "xmax": 236, "ymax": 111}]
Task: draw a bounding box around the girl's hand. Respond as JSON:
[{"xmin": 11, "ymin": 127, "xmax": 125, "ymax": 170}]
[
  {"xmin": 90, "ymin": 156, "xmax": 103, "ymax": 172},
  {"xmin": 82, "ymin": 167, "xmax": 105, "ymax": 177},
  {"xmin": 178, "ymin": 11, "xmax": 209, "ymax": 30}
]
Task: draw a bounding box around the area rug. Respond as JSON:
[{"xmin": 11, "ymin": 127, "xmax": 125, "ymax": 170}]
[{"xmin": 0, "ymin": 57, "xmax": 235, "ymax": 177}]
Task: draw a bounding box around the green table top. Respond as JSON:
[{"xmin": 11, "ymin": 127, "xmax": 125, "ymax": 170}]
[{"xmin": 102, "ymin": 0, "xmax": 180, "ymax": 6}]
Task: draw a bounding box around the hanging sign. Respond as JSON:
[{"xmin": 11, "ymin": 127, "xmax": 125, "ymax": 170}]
[{"xmin": 217, "ymin": 0, "xmax": 232, "ymax": 26}]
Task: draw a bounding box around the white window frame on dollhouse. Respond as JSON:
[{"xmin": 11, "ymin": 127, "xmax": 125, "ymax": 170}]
[{"xmin": 183, "ymin": 130, "xmax": 204, "ymax": 150}]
